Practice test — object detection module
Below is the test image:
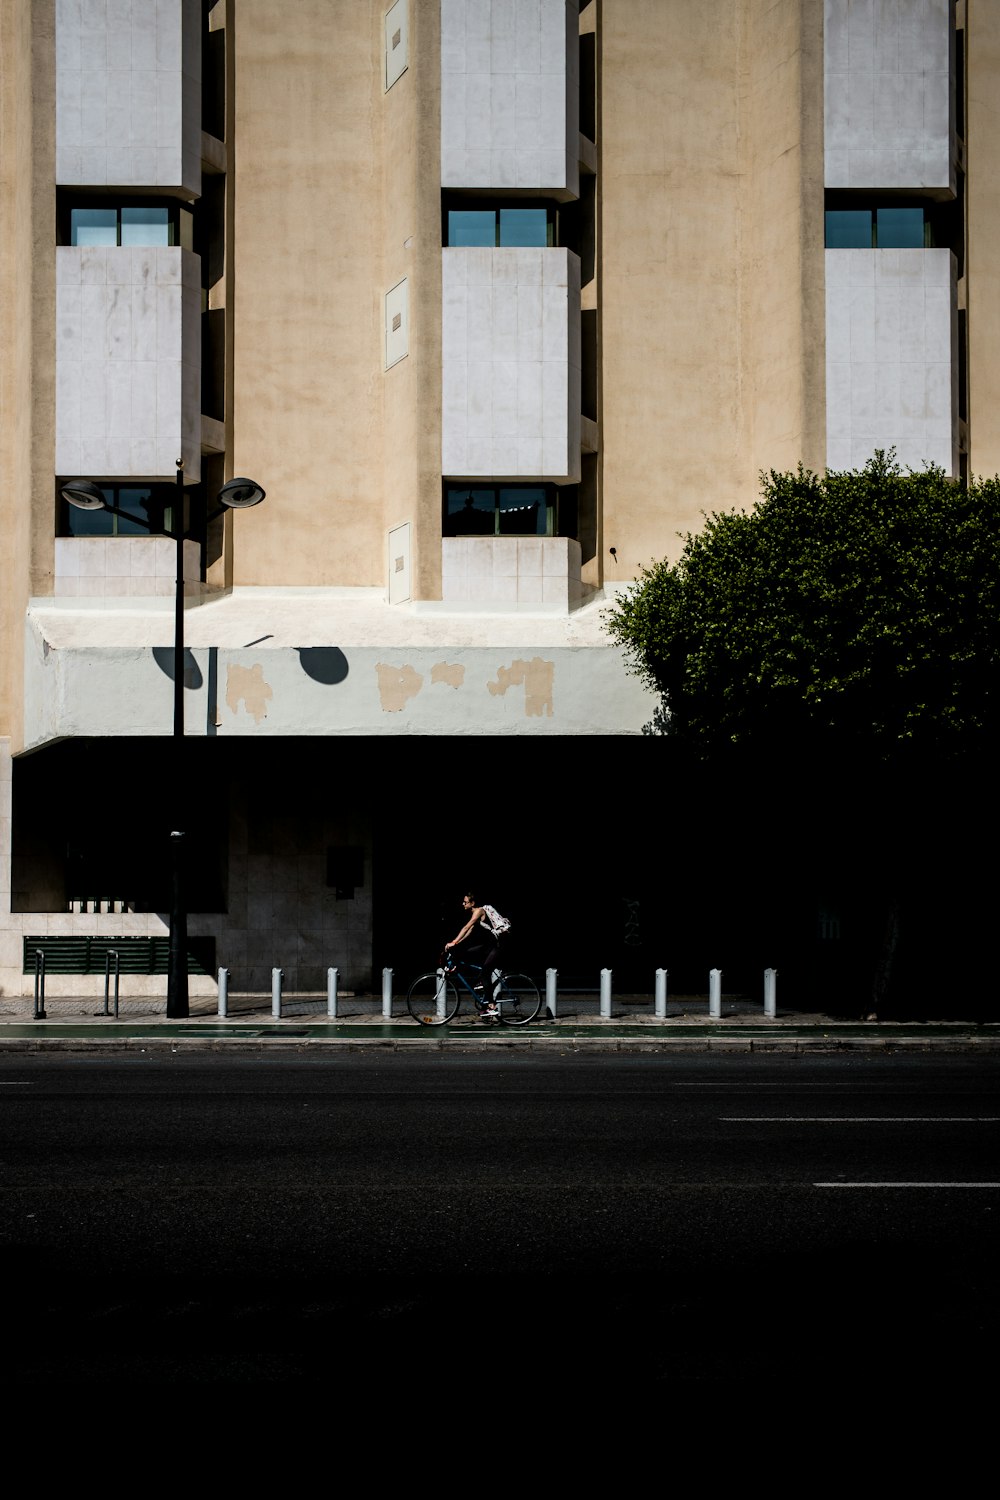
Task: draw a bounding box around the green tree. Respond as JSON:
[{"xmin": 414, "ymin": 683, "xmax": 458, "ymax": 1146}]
[
  {"xmin": 604, "ymin": 452, "xmax": 1000, "ymax": 767},
  {"xmin": 604, "ymin": 453, "xmax": 1000, "ymax": 1019}
]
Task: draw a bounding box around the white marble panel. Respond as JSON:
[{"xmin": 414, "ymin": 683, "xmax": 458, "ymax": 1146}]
[
  {"xmin": 56, "ymin": 247, "xmax": 199, "ymax": 480},
  {"xmin": 80, "ymin": 361, "xmax": 109, "ymax": 434},
  {"xmin": 131, "ymin": 361, "xmax": 158, "ymax": 434},
  {"xmin": 825, "ymin": 0, "xmax": 952, "ymax": 191},
  {"xmin": 56, "ymin": 0, "xmax": 200, "ymax": 192},
  {"xmin": 443, "ymin": 247, "xmax": 579, "ymax": 479},
  {"xmin": 826, "ymin": 247, "xmax": 957, "ymax": 474},
  {"xmin": 441, "ymin": 0, "xmax": 578, "ymax": 190},
  {"xmin": 56, "ymin": 375, "xmax": 82, "ymax": 460}
]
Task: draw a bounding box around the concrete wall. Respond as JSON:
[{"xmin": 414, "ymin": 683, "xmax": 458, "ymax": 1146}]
[
  {"xmin": 824, "ymin": 0, "xmax": 954, "ymax": 192},
  {"xmin": 55, "ymin": 245, "xmax": 201, "ymax": 480},
  {"xmin": 382, "ymin": 0, "xmax": 446, "ymax": 605},
  {"xmin": 600, "ymin": 0, "xmax": 828, "ymax": 573},
  {"xmin": 231, "ymin": 0, "xmax": 386, "ymax": 589},
  {"xmin": 441, "ymin": 0, "xmax": 579, "ymax": 195},
  {"xmin": 442, "ymin": 246, "xmax": 581, "ymax": 479},
  {"xmin": 739, "ymin": 0, "xmax": 828, "ymax": 483},
  {"xmin": 22, "ymin": 597, "xmax": 654, "ymax": 747},
  {"xmin": 825, "ymin": 247, "xmax": 958, "ymax": 473},
  {"xmin": 55, "ymin": 0, "xmax": 201, "ymax": 195}
]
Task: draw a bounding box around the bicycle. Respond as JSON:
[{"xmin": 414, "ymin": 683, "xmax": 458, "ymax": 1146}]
[{"xmin": 406, "ymin": 953, "xmax": 541, "ymax": 1027}]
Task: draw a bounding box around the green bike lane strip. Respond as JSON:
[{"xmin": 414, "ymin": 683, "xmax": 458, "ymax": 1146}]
[{"xmin": 0, "ymin": 1021, "xmax": 996, "ymax": 1047}]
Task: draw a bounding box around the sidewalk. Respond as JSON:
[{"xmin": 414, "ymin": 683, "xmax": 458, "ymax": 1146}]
[{"xmin": 0, "ymin": 988, "xmax": 996, "ymax": 1051}]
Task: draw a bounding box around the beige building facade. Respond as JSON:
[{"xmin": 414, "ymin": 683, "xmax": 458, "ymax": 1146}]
[{"xmin": 0, "ymin": 0, "xmax": 994, "ymax": 1001}]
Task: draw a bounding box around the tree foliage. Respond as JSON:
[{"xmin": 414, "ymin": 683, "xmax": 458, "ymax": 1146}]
[{"xmin": 604, "ymin": 453, "xmax": 1000, "ymax": 765}]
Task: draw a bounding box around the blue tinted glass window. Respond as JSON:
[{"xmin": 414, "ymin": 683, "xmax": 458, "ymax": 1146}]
[
  {"xmin": 876, "ymin": 208, "xmax": 925, "ymax": 248},
  {"xmin": 448, "ymin": 211, "xmax": 496, "ymax": 246},
  {"xmin": 62, "ymin": 483, "xmax": 168, "ymax": 537},
  {"xmin": 825, "ymin": 210, "xmax": 873, "ymax": 248},
  {"xmin": 70, "ymin": 208, "xmax": 118, "ymax": 246},
  {"xmin": 114, "ymin": 487, "xmax": 158, "ymax": 535},
  {"xmin": 65, "ymin": 487, "xmax": 114, "ymax": 535},
  {"xmin": 498, "ymin": 209, "xmax": 549, "ymax": 247},
  {"xmin": 120, "ymin": 206, "xmax": 173, "ymax": 247}
]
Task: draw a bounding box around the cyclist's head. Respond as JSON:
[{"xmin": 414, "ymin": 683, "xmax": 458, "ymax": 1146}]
[{"xmin": 463, "ymin": 890, "xmax": 480, "ymax": 907}]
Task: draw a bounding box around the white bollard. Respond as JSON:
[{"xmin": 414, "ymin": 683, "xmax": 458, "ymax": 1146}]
[
  {"xmin": 546, "ymin": 968, "xmax": 558, "ymax": 1019},
  {"xmin": 327, "ymin": 966, "xmax": 339, "ymax": 1019},
  {"xmin": 600, "ymin": 968, "xmax": 612, "ymax": 1019},
  {"xmin": 271, "ymin": 967, "xmax": 283, "ymax": 1018},
  {"xmin": 436, "ymin": 967, "xmax": 447, "ymax": 1020},
  {"xmin": 709, "ymin": 968, "xmax": 722, "ymax": 1019},
  {"xmin": 218, "ymin": 967, "xmax": 229, "ymax": 1018},
  {"xmin": 382, "ymin": 967, "xmax": 393, "ymax": 1019},
  {"xmin": 764, "ymin": 967, "xmax": 777, "ymax": 1019},
  {"xmin": 655, "ymin": 968, "xmax": 668, "ymax": 1019}
]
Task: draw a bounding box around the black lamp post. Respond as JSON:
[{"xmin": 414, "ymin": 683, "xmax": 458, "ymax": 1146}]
[{"xmin": 60, "ymin": 464, "xmax": 266, "ymax": 1018}]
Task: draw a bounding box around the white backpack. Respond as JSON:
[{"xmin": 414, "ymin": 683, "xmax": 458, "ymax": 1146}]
[{"xmin": 482, "ymin": 903, "xmax": 511, "ymax": 936}]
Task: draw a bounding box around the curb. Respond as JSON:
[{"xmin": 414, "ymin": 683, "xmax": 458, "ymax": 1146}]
[{"xmin": 0, "ymin": 1028, "xmax": 997, "ymax": 1055}]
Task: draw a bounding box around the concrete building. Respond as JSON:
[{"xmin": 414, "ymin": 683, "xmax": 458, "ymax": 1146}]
[{"xmin": 0, "ymin": 1, "xmax": 993, "ymax": 1003}]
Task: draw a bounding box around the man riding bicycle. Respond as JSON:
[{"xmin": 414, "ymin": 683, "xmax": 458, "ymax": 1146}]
[{"xmin": 444, "ymin": 890, "xmax": 502, "ymax": 1021}]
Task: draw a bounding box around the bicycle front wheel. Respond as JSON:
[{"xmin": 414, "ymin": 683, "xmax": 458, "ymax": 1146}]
[
  {"xmin": 406, "ymin": 970, "xmax": 460, "ymax": 1026},
  {"xmin": 496, "ymin": 972, "xmax": 541, "ymax": 1026}
]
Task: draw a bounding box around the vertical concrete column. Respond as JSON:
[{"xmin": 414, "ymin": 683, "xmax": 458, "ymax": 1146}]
[
  {"xmin": 271, "ymin": 967, "xmax": 282, "ymax": 1018},
  {"xmin": 709, "ymin": 969, "xmax": 722, "ymax": 1019},
  {"xmin": 655, "ymin": 968, "xmax": 668, "ymax": 1019},
  {"xmin": 327, "ymin": 967, "xmax": 339, "ymax": 1018},
  {"xmin": 218, "ymin": 967, "xmax": 228, "ymax": 1017},
  {"xmin": 382, "ymin": 967, "xmax": 393, "ymax": 1019},
  {"xmin": 764, "ymin": 968, "xmax": 777, "ymax": 1019},
  {"xmin": 546, "ymin": 967, "xmax": 558, "ymax": 1019},
  {"xmin": 600, "ymin": 968, "xmax": 612, "ymax": 1019}
]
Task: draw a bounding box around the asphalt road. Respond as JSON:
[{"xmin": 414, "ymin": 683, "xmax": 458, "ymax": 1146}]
[{"xmin": 2, "ymin": 1050, "xmax": 998, "ymax": 1401}]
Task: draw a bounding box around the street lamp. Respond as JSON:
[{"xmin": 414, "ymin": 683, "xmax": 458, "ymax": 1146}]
[{"xmin": 60, "ymin": 463, "xmax": 266, "ymax": 1017}]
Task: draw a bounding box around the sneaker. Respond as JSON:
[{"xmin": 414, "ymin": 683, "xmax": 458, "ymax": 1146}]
[{"xmin": 481, "ymin": 1004, "xmax": 499, "ymax": 1020}]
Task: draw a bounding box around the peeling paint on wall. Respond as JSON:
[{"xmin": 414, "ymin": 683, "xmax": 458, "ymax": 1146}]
[
  {"xmin": 226, "ymin": 662, "xmax": 274, "ymax": 723},
  {"xmin": 487, "ymin": 657, "xmax": 555, "ymax": 717},
  {"xmin": 376, "ymin": 663, "xmax": 423, "ymax": 712},
  {"xmin": 431, "ymin": 662, "xmax": 465, "ymax": 689}
]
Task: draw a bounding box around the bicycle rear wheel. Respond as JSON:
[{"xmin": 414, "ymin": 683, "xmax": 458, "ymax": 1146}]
[
  {"xmin": 406, "ymin": 970, "xmax": 460, "ymax": 1026},
  {"xmin": 496, "ymin": 971, "xmax": 541, "ymax": 1026}
]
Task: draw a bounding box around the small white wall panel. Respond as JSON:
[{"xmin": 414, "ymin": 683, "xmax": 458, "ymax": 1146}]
[
  {"xmin": 387, "ymin": 523, "xmax": 411, "ymax": 604},
  {"xmin": 824, "ymin": 0, "xmax": 954, "ymax": 191},
  {"xmin": 56, "ymin": 0, "xmax": 201, "ymax": 194},
  {"xmin": 385, "ymin": 279, "xmax": 409, "ymax": 368},
  {"xmin": 55, "ymin": 246, "xmax": 202, "ymax": 480},
  {"xmin": 442, "ymin": 247, "xmax": 581, "ymax": 481},
  {"xmin": 441, "ymin": 0, "xmax": 580, "ymax": 194},
  {"xmin": 385, "ymin": 0, "xmax": 409, "ymax": 89},
  {"xmin": 825, "ymin": 248, "xmax": 958, "ymax": 476}
]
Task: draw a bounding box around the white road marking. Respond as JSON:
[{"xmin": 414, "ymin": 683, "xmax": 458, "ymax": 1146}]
[
  {"xmin": 815, "ymin": 1182, "xmax": 1000, "ymax": 1188},
  {"xmin": 721, "ymin": 1117, "xmax": 1000, "ymax": 1122}
]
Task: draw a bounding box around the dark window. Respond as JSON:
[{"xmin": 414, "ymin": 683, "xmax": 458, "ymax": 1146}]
[
  {"xmin": 58, "ymin": 484, "xmax": 172, "ymax": 538},
  {"xmin": 825, "ymin": 200, "xmax": 944, "ymax": 250},
  {"xmin": 444, "ymin": 484, "xmax": 567, "ymax": 538}
]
